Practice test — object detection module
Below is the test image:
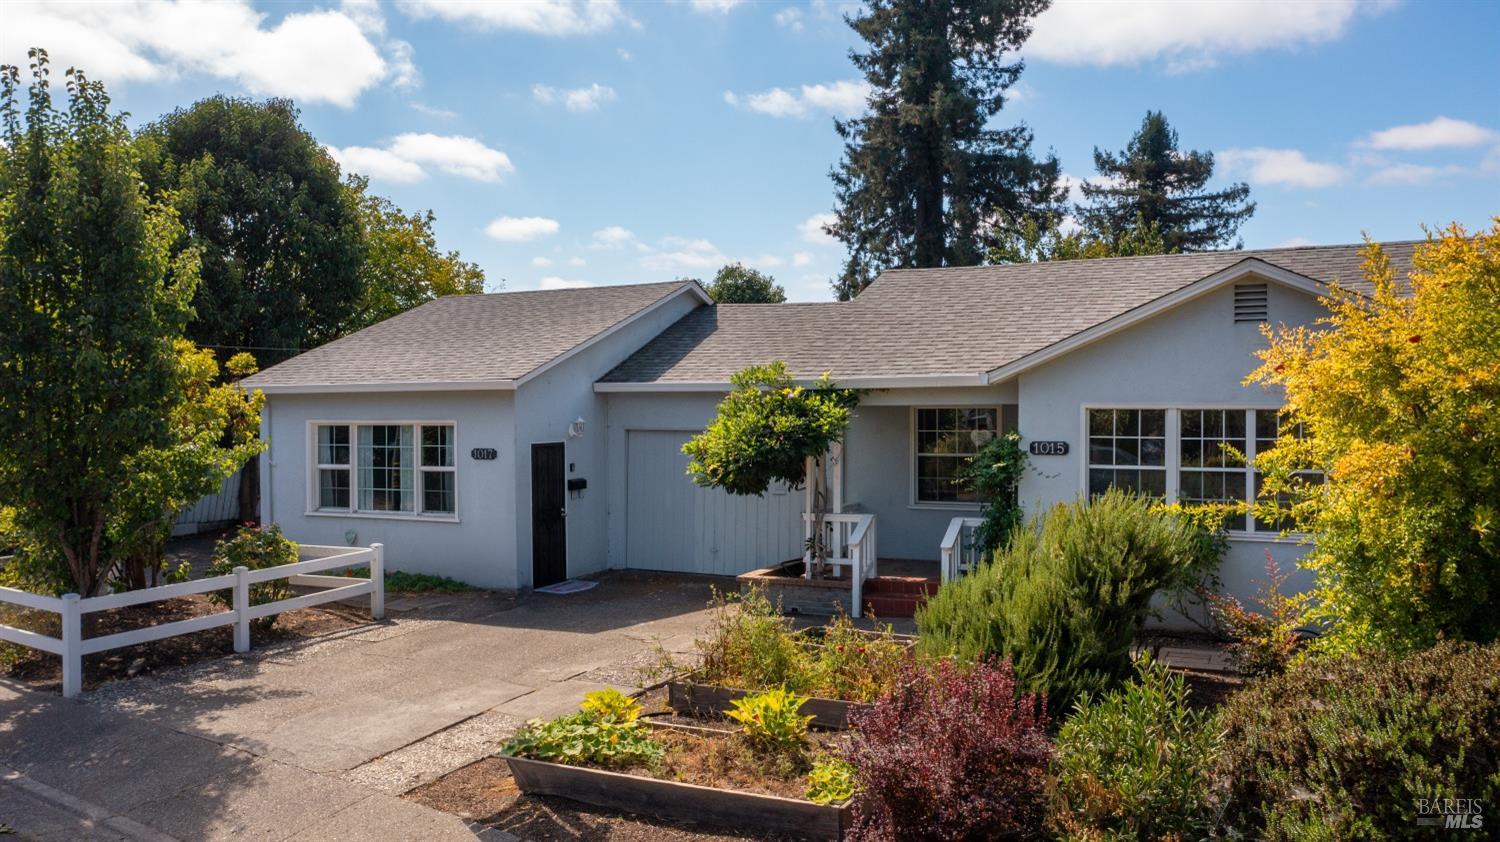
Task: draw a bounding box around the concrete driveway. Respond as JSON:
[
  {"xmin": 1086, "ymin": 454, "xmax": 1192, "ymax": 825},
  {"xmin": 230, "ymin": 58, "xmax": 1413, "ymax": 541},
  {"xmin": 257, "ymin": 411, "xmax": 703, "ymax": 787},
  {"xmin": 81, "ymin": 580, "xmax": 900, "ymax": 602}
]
[{"xmin": 0, "ymin": 571, "xmax": 720, "ymax": 841}]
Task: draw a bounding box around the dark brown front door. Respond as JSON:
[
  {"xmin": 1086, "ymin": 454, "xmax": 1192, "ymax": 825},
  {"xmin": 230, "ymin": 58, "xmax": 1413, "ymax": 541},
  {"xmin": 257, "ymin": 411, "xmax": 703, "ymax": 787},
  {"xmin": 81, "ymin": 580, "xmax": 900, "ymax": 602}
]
[{"xmin": 530, "ymin": 442, "xmax": 567, "ymax": 588}]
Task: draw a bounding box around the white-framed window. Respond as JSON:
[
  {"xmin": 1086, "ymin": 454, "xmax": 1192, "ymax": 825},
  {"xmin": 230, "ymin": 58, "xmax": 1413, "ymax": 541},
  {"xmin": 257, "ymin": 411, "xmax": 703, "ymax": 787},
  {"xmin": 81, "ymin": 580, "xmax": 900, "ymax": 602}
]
[
  {"xmin": 913, "ymin": 407, "xmax": 1000, "ymax": 504},
  {"xmin": 1083, "ymin": 406, "xmax": 1314, "ymax": 536},
  {"xmin": 310, "ymin": 422, "xmax": 457, "ymax": 518},
  {"xmin": 1087, "ymin": 408, "xmax": 1168, "ymax": 499}
]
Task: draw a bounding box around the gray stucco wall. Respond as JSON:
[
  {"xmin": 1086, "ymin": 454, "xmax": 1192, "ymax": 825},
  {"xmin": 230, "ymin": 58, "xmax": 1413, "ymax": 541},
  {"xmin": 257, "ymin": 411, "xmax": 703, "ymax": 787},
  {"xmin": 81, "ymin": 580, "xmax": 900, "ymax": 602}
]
[
  {"xmin": 1013, "ymin": 280, "xmax": 1329, "ymax": 625},
  {"xmin": 260, "ymin": 390, "xmax": 518, "ymax": 589},
  {"xmin": 512, "ymin": 290, "xmax": 704, "ymax": 586}
]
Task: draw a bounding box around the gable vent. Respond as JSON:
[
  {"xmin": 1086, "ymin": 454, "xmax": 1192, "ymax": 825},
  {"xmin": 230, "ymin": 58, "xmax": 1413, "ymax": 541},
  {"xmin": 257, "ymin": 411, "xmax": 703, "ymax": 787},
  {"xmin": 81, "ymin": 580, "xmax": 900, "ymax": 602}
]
[{"xmin": 1233, "ymin": 283, "xmax": 1269, "ymax": 323}]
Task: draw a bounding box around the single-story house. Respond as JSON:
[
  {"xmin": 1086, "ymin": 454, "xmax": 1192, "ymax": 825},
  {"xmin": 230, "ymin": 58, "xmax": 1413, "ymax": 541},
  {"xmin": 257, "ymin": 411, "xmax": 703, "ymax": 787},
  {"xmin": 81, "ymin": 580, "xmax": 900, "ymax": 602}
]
[{"xmin": 241, "ymin": 241, "xmax": 1416, "ymax": 617}]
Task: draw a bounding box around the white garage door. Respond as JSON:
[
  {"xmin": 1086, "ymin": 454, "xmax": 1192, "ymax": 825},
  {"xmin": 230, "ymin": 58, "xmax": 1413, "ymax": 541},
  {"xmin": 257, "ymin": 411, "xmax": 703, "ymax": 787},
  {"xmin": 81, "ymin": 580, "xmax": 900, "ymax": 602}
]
[{"xmin": 625, "ymin": 430, "xmax": 803, "ymax": 576}]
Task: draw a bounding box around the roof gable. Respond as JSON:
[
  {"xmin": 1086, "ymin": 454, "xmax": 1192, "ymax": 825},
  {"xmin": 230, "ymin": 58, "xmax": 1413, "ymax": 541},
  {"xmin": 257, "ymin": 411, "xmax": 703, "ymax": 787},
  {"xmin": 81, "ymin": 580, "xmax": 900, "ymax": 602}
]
[{"xmin": 244, "ymin": 281, "xmax": 708, "ymax": 393}]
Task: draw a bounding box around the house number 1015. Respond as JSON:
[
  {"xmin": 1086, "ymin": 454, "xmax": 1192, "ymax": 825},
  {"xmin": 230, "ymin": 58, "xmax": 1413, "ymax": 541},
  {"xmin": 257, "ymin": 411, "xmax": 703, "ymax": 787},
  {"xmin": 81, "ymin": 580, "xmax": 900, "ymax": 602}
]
[{"xmin": 1029, "ymin": 441, "xmax": 1069, "ymax": 456}]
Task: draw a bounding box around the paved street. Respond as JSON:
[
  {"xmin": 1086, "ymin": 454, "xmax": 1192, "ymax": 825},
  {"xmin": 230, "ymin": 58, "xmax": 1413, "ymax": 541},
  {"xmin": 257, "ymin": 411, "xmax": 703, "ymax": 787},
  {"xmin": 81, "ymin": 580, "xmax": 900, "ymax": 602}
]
[{"xmin": 0, "ymin": 572, "xmax": 719, "ymax": 840}]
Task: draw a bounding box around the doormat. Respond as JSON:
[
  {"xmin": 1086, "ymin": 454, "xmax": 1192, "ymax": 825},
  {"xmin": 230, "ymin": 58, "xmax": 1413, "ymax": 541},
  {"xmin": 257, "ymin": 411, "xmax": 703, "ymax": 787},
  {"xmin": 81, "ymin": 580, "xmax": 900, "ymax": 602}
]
[{"xmin": 535, "ymin": 579, "xmax": 598, "ymax": 595}]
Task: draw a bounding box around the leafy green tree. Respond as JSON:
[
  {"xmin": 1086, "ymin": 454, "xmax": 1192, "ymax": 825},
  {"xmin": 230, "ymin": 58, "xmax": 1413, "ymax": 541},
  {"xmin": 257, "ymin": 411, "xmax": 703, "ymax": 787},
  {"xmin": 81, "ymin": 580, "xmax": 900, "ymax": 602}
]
[
  {"xmin": 954, "ymin": 431, "xmax": 1028, "ymax": 555},
  {"xmin": 0, "ymin": 52, "xmax": 195, "ymax": 595},
  {"xmin": 1248, "ymin": 226, "xmax": 1500, "ymax": 654},
  {"xmin": 705, "ymin": 263, "xmax": 786, "ymax": 304},
  {"xmin": 828, "ymin": 0, "xmax": 1065, "ymax": 299},
  {"xmin": 346, "ymin": 175, "xmax": 487, "ymax": 330},
  {"xmin": 988, "ymin": 213, "xmax": 1172, "ymax": 264},
  {"xmin": 683, "ymin": 363, "xmax": 859, "ymax": 575},
  {"xmin": 138, "ymin": 96, "xmax": 362, "ymax": 363},
  {"xmin": 1076, "ymin": 111, "xmax": 1254, "ymax": 252}
]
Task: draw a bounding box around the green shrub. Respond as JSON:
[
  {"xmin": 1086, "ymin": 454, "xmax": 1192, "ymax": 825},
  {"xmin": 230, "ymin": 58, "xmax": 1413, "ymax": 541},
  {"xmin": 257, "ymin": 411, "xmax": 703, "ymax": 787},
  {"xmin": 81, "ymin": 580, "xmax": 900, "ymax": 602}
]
[
  {"xmin": 207, "ymin": 525, "xmax": 298, "ymax": 631},
  {"xmin": 727, "ymin": 687, "xmax": 813, "ymax": 753},
  {"xmin": 806, "ymin": 756, "xmax": 857, "ymax": 805},
  {"xmin": 668, "ymin": 587, "xmax": 910, "ymax": 703},
  {"xmin": 917, "ymin": 489, "xmax": 1220, "ymax": 711},
  {"xmin": 954, "ymin": 430, "xmax": 1028, "ymax": 556},
  {"xmin": 502, "ymin": 692, "xmax": 661, "ymax": 770},
  {"xmin": 1217, "ymin": 641, "xmax": 1500, "ymax": 840},
  {"xmin": 1049, "ymin": 656, "xmax": 1222, "ymax": 841}
]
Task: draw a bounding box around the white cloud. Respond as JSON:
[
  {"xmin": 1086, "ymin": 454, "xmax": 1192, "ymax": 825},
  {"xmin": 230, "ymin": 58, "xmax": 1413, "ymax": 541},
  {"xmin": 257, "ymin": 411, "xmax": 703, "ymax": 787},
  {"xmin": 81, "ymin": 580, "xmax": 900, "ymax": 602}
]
[
  {"xmin": 774, "ymin": 7, "xmax": 804, "ymax": 31},
  {"xmin": 792, "ymin": 251, "xmax": 814, "ymax": 267},
  {"xmin": 746, "ymin": 254, "xmax": 785, "ymax": 268},
  {"xmin": 1275, "ymin": 237, "xmax": 1318, "ymax": 248},
  {"xmin": 1483, "ymin": 146, "xmax": 1500, "ymax": 177},
  {"xmin": 567, "ymin": 256, "xmax": 587, "ymax": 267},
  {"xmin": 397, "ymin": 0, "xmax": 633, "ymax": 36},
  {"xmin": 533, "ymin": 83, "xmax": 618, "ymax": 112},
  {"xmin": 640, "ymin": 237, "xmax": 727, "ymax": 271},
  {"xmin": 799, "ymin": 213, "xmax": 838, "ymax": 245},
  {"xmin": 540, "ymin": 276, "xmax": 595, "ymax": 290},
  {"xmin": 591, "ymin": 225, "xmax": 639, "ymax": 248},
  {"xmin": 1217, "ymin": 147, "xmax": 1346, "ymax": 188},
  {"xmin": 388, "ymin": 133, "xmax": 515, "ymax": 181},
  {"xmin": 327, "ymin": 145, "xmax": 427, "ymax": 183},
  {"xmin": 689, "ymin": 0, "xmax": 744, "ymax": 12},
  {"xmin": 617, "ymin": 48, "xmax": 632, "ymax": 61},
  {"xmin": 331, "ymin": 134, "xmax": 513, "ymax": 183},
  {"xmin": 3, "ymin": 1, "xmax": 402, "ymax": 107},
  {"xmin": 486, "ymin": 216, "xmax": 561, "ymax": 242},
  {"xmin": 1365, "ymin": 162, "xmax": 1465, "ymax": 186},
  {"xmin": 410, "ymin": 102, "xmax": 458, "ymax": 119},
  {"xmin": 725, "ymin": 80, "xmax": 869, "ymax": 119},
  {"xmin": 1026, "ymin": 0, "xmax": 1387, "ymax": 71},
  {"xmin": 1364, "ymin": 116, "xmax": 1499, "ymax": 151},
  {"xmin": 531, "ymin": 256, "xmax": 554, "ymax": 267}
]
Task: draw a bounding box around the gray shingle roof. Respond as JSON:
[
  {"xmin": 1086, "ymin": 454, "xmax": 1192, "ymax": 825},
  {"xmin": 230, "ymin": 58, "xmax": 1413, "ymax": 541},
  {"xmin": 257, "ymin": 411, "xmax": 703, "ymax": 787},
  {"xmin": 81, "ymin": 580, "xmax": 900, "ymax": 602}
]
[
  {"xmin": 600, "ymin": 241, "xmax": 1419, "ymax": 384},
  {"xmin": 243, "ymin": 281, "xmax": 698, "ymax": 389}
]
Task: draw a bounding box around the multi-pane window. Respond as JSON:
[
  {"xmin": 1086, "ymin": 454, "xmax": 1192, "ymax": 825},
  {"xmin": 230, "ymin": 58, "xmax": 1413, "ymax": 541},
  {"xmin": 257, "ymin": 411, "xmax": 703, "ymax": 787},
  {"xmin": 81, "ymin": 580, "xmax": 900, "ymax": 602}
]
[
  {"xmin": 1083, "ymin": 407, "xmax": 1314, "ymax": 535},
  {"xmin": 1087, "ymin": 409, "xmax": 1167, "ymax": 499},
  {"xmin": 316, "ymin": 425, "xmax": 350, "ymax": 509},
  {"xmin": 1178, "ymin": 409, "xmax": 1249, "ymax": 530},
  {"xmin": 915, "ymin": 408, "xmax": 999, "ymax": 503},
  {"xmin": 1253, "ymin": 410, "xmax": 1322, "ymax": 532},
  {"xmin": 313, "ymin": 423, "xmax": 456, "ymax": 517},
  {"xmin": 421, "ymin": 425, "xmax": 456, "ymax": 514}
]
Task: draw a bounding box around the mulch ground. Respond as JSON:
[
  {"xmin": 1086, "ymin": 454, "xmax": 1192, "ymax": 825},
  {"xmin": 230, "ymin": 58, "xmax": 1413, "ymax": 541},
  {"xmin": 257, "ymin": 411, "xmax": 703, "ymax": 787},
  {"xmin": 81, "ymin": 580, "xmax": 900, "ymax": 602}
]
[
  {"xmin": 405, "ymin": 757, "xmax": 805, "ymax": 842},
  {"xmin": 0, "ymin": 592, "xmax": 371, "ymax": 691}
]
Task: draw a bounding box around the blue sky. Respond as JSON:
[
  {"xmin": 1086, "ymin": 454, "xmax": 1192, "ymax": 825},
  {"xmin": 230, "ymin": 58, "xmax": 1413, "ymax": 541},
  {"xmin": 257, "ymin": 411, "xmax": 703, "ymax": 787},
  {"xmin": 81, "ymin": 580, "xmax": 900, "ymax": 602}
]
[{"xmin": 5, "ymin": 0, "xmax": 1497, "ymax": 300}]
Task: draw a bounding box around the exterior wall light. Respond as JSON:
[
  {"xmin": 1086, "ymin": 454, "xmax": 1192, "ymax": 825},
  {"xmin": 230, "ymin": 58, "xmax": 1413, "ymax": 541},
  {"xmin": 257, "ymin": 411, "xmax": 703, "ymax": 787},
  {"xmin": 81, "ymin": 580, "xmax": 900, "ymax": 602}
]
[{"xmin": 567, "ymin": 417, "xmax": 586, "ymax": 438}]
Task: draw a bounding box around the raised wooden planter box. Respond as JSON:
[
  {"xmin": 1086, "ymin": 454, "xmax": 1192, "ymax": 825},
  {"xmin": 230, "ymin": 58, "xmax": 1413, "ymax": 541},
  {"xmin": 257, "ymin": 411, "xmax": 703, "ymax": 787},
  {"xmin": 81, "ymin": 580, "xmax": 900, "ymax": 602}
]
[
  {"xmin": 667, "ymin": 679, "xmax": 871, "ymax": 730},
  {"xmin": 499, "ymin": 753, "xmax": 850, "ymax": 839}
]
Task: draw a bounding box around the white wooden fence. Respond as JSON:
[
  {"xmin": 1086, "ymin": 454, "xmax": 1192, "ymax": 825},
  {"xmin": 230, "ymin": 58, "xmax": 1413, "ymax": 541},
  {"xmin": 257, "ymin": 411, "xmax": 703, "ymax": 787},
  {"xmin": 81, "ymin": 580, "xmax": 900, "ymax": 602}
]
[
  {"xmin": 0, "ymin": 543, "xmax": 383, "ymax": 698},
  {"xmin": 940, "ymin": 517, "xmax": 984, "ymax": 583}
]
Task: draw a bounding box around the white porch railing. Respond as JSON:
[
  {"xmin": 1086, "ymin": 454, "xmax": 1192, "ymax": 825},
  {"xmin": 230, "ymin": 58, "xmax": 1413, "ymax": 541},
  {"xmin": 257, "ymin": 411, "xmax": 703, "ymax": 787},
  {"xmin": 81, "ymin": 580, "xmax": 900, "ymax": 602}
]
[
  {"xmin": 804, "ymin": 512, "xmax": 878, "ymax": 617},
  {"xmin": 940, "ymin": 517, "xmax": 984, "ymax": 583},
  {"xmin": 0, "ymin": 543, "xmax": 384, "ymax": 698}
]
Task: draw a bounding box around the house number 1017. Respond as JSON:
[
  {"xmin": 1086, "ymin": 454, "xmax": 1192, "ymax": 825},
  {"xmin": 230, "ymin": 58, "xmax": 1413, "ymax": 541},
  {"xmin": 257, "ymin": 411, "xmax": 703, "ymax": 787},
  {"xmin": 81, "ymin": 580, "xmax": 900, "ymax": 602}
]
[{"xmin": 1029, "ymin": 441, "xmax": 1069, "ymax": 456}]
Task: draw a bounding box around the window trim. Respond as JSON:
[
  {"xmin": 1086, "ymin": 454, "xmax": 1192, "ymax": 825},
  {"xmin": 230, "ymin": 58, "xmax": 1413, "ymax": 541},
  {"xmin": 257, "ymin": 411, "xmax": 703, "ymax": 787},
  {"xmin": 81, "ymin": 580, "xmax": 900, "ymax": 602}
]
[
  {"xmin": 304, "ymin": 420, "xmax": 460, "ymax": 522},
  {"xmin": 1077, "ymin": 404, "xmax": 1304, "ymax": 540},
  {"xmin": 908, "ymin": 405, "xmax": 1003, "ymax": 510}
]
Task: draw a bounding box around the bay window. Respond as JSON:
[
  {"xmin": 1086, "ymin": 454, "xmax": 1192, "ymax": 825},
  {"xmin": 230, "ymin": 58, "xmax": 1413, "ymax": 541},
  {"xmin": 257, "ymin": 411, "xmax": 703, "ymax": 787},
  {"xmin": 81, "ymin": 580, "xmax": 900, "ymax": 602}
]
[{"xmin": 311, "ymin": 422, "xmax": 456, "ymax": 517}]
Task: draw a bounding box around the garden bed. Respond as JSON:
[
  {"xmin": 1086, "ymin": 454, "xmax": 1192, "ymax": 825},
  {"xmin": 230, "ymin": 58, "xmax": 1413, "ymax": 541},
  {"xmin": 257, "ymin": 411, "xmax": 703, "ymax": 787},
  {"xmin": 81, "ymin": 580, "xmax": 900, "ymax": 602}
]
[
  {"xmin": 737, "ymin": 562, "xmax": 852, "ymax": 616},
  {"xmin": 500, "ymin": 721, "xmax": 850, "ymax": 840}
]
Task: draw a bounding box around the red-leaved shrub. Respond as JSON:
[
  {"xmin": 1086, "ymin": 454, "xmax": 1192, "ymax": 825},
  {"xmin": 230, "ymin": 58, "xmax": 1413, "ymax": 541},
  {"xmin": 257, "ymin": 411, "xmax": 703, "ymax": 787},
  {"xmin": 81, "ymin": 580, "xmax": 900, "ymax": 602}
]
[{"xmin": 844, "ymin": 658, "xmax": 1051, "ymax": 841}]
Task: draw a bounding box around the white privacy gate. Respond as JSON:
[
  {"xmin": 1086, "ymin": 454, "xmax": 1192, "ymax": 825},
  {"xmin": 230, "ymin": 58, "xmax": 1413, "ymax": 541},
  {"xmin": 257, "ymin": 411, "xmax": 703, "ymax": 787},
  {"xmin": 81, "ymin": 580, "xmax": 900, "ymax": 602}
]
[{"xmin": 624, "ymin": 430, "xmax": 802, "ymax": 576}]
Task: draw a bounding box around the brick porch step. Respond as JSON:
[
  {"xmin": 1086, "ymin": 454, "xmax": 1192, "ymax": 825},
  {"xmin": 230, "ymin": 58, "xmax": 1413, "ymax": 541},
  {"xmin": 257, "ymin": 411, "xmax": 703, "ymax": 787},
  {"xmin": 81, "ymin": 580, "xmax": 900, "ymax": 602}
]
[
  {"xmin": 865, "ymin": 576, "xmax": 940, "ymax": 597},
  {"xmin": 861, "ymin": 594, "xmax": 926, "ymax": 619}
]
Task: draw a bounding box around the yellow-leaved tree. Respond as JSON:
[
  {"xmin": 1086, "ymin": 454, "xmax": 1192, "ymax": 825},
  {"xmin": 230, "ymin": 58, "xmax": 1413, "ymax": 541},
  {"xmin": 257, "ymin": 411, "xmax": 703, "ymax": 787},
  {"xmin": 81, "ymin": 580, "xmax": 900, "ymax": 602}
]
[{"xmin": 1248, "ymin": 221, "xmax": 1500, "ymax": 654}]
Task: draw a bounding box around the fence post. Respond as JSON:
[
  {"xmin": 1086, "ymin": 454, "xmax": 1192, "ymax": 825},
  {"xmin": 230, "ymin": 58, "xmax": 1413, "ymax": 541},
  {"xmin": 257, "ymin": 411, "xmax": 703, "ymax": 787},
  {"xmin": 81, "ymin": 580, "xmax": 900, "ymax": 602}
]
[
  {"xmin": 233, "ymin": 565, "xmax": 250, "ymax": 654},
  {"xmin": 61, "ymin": 594, "xmax": 81, "ymax": 699},
  {"xmin": 370, "ymin": 543, "xmax": 385, "ymax": 620}
]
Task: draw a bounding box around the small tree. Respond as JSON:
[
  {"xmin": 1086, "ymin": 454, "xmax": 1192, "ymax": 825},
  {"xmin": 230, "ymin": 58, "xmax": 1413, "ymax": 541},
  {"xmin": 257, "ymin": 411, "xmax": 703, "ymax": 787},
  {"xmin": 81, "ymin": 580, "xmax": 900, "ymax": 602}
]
[
  {"xmin": 683, "ymin": 362, "xmax": 859, "ymax": 576},
  {"xmin": 0, "ymin": 52, "xmax": 196, "ymax": 596},
  {"xmin": 705, "ymin": 263, "xmax": 786, "ymax": 304},
  {"xmin": 1248, "ymin": 225, "xmax": 1500, "ymax": 654},
  {"xmin": 954, "ymin": 430, "xmax": 1027, "ymax": 555}
]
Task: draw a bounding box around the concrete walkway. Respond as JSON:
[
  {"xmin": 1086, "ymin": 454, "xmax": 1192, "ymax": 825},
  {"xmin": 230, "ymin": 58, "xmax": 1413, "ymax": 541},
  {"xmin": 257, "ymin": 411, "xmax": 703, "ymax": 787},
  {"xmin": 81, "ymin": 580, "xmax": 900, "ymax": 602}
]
[{"xmin": 0, "ymin": 572, "xmax": 719, "ymax": 841}]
